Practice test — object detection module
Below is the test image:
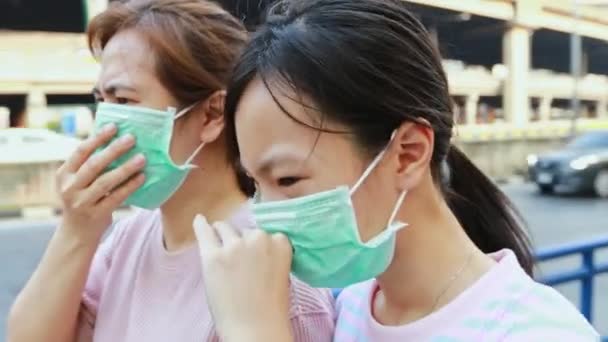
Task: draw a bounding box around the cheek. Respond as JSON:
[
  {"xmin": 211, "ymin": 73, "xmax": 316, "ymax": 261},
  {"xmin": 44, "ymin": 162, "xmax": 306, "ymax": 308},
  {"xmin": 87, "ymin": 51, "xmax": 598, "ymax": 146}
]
[{"xmin": 296, "ymin": 150, "xmax": 361, "ymax": 196}]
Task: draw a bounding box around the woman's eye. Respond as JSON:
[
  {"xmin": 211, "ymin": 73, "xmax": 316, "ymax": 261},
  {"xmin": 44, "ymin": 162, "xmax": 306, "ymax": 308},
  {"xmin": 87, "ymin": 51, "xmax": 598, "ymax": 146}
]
[{"xmin": 277, "ymin": 177, "xmax": 301, "ymax": 187}]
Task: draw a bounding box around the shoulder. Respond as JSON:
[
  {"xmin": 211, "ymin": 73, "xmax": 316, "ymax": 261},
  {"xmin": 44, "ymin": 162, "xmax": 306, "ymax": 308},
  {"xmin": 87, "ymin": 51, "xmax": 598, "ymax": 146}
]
[
  {"xmin": 106, "ymin": 209, "xmax": 160, "ymax": 249},
  {"xmin": 461, "ymin": 250, "xmax": 598, "ymax": 340},
  {"xmin": 92, "ymin": 208, "xmax": 160, "ymax": 269},
  {"xmin": 335, "ymin": 280, "xmax": 374, "ymax": 316},
  {"xmin": 498, "ymin": 272, "xmax": 599, "ymax": 340},
  {"xmin": 287, "ymin": 277, "xmax": 336, "ymax": 340},
  {"xmin": 81, "ymin": 209, "xmax": 160, "ymax": 319},
  {"xmin": 288, "ymin": 276, "xmax": 335, "ymax": 318}
]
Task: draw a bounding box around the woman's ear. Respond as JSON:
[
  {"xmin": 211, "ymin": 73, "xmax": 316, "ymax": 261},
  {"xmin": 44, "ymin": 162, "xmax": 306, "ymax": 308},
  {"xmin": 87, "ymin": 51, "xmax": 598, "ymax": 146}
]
[
  {"xmin": 198, "ymin": 90, "xmax": 227, "ymax": 143},
  {"xmin": 391, "ymin": 121, "xmax": 434, "ymax": 192}
]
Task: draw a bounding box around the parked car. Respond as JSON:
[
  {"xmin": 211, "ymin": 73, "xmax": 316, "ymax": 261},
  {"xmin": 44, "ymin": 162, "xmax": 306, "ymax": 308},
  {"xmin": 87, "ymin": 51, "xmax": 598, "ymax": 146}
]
[{"xmin": 527, "ymin": 130, "xmax": 608, "ymax": 198}]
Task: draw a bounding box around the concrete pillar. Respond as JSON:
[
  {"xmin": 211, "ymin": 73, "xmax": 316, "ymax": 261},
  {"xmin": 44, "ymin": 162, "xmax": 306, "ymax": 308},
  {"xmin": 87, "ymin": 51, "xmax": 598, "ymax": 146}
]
[
  {"xmin": 597, "ymin": 98, "xmax": 608, "ymax": 119},
  {"xmin": 465, "ymin": 94, "xmax": 479, "ymax": 125},
  {"xmin": 582, "ymin": 104, "xmax": 590, "ymax": 119},
  {"xmin": 539, "ymin": 97, "xmax": 553, "ymax": 121},
  {"xmin": 86, "ymin": 0, "xmax": 109, "ymax": 22},
  {"xmin": 452, "ymin": 100, "xmax": 462, "ymax": 124},
  {"xmin": 25, "ymin": 90, "xmax": 49, "ymax": 129},
  {"xmin": 503, "ymin": 25, "xmax": 531, "ymax": 125},
  {"xmin": 0, "ymin": 107, "xmax": 9, "ymax": 129}
]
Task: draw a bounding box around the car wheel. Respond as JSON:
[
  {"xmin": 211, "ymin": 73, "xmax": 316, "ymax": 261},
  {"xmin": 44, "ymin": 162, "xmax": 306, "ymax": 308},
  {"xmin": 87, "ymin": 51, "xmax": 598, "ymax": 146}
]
[
  {"xmin": 593, "ymin": 169, "xmax": 608, "ymax": 198},
  {"xmin": 538, "ymin": 184, "xmax": 554, "ymax": 194}
]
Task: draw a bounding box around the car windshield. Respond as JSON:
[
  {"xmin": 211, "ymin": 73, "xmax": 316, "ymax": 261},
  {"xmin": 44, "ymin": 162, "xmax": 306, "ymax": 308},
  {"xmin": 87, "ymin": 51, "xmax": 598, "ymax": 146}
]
[{"xmin": 567, "ymin": 132, "xmax": 608, "ymax": 149}]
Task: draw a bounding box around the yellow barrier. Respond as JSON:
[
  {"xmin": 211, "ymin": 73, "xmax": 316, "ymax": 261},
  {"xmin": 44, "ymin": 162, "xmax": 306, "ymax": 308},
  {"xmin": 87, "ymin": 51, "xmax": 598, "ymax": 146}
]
[{"xmin": 455, "ymin": 120, "xmax": 608, "ymax": 143}]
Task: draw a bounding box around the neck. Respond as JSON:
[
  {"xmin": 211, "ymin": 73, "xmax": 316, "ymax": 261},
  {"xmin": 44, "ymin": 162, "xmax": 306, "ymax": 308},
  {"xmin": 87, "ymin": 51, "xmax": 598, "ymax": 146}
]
[
  {"xmin": 374, "ymin": 183, "xmax": 495, "ymax": 325},
  {"xmin": 160, "ymin": 154, "xmax": 247, "ymax": 252}
]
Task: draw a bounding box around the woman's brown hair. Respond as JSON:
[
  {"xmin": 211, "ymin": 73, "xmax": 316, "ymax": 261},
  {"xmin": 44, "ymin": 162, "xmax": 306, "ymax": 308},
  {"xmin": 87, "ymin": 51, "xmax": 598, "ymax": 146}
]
[
  {"xmin": 88, "ymin": 0, "xmax": 254, "ymax": 195},
  {"xmin": 88, "ymin": 0, "xmax": 247, "ymax": 105}
]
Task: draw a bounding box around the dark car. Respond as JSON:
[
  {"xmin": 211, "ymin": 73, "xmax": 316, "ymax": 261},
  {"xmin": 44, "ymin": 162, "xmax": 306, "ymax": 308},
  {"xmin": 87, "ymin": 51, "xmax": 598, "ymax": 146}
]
[{"xmin": 527, "ymin": 130, "xmax": 608, "ymax": 198}]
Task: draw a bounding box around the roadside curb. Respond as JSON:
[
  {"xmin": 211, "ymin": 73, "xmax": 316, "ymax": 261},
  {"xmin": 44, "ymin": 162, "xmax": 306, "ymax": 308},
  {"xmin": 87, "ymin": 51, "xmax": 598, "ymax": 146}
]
[
  {"xmin": 0, "ymin": 206, "xmax": 133, "ymax": 220},
  {"xmin": 0, "ymin": 207, "xmax": 59, "ymax": 220}
]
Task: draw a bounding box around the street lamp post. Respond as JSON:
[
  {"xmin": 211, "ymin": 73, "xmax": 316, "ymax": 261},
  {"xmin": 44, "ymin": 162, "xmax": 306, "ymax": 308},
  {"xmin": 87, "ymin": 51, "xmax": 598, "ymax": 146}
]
[
  {"xmin": 570, "ymin": 0, "xmax": 608, "ymax": 134},
  {"xmin": 570, "ymin": 0, "xmax": 582, "ymax": 136}
]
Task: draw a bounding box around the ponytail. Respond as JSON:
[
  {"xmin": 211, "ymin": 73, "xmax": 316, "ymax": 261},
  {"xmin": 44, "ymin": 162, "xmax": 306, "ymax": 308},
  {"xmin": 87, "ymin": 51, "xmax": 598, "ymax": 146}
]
[{"xmin": 444, "ymin": 145, "xmax": 534, "ymax": 275}]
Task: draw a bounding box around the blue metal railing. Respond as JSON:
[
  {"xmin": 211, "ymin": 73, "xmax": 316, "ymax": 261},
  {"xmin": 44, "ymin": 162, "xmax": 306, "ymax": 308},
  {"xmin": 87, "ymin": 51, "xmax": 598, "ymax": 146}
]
[{"xmin": 536, "ymin": 235, "xmax": 608, "ymax": 341}]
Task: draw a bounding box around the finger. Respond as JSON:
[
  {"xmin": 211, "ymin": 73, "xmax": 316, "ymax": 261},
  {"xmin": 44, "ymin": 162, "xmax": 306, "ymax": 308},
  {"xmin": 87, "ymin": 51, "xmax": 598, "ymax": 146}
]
[
  {"xmin": 271, "ymin": 233, "xmax": 293, "ymax": 258},
  {"xmin": 96, "ymin": 173, "xmax": 145, "ymax": 212},
  {"xmin": 73, "ymin": 134, "xmax": 137, "ymax": 188},
  {"xmin": 63, "ymin": 124, "xmax": 117, "ymax": 173},
  {"xmin": 80, "ymin": 154, "xmax": 146, "ymax": 204},
  {"xmin": 212, "ymin": 221, "xmax": 240, "ymax": 244},
  {"xmin": 194, "ymin": 215, "xmax": 221, "ymax": 251}
]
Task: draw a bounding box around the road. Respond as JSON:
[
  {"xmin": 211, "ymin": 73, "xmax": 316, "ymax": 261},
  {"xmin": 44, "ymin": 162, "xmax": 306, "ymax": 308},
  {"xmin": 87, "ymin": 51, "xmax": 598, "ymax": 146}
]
[{"xmin": 0, "ymin": 183, "xmax": 606, "ymax": 339}]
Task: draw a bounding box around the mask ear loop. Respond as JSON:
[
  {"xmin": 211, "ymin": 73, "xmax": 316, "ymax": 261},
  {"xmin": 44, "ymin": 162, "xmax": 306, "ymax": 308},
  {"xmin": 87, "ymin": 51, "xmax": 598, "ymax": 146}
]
[
  {"xmin": 349, "ymin": 130, "xmax": 398, "ymax": 196},
  {"xmin": 173, "ymin": 103, "xmax": 204, "ymax": 167},
  {"xmin": 184, "ymin": 142, "xmax": 205, "ymax": 167},
  {"xmin": 386, "ymin": 190, "xmax": 407, "ymax": 228},
  {"xmin": 174, "ymin": 103, "xmax": 197, "ymax": 120},
  {"xmin": 349, "ymin": 148, "xmax": 388, "ymax": 196}
]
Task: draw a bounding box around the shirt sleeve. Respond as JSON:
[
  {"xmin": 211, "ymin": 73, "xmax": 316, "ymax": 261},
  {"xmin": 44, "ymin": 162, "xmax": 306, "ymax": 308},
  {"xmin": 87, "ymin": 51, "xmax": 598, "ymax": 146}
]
[
  {"xmin": 290, "ymin": 311, "xmax": 336, "ymax": 342},
  {"xmin": 287, "ymin": 280, "xmax": 336, "ymax": 342},
  {"xmin": 74, "ymin": 218, "xmax": 130, "ymax": 338}
]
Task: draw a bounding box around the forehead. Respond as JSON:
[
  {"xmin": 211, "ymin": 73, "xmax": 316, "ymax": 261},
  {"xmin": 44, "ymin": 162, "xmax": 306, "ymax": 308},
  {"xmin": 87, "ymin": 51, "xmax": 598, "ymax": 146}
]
[
  {"xmin": 234, "ymin": 79, "xmax": 359, "ymax": 175},
  {"xmin": 234, "ymin": 79, "xmax": 323, "ymax": 171},
  {"xmin": 97, "ymin": 29, "xmax": 156, "ymax": 86}
]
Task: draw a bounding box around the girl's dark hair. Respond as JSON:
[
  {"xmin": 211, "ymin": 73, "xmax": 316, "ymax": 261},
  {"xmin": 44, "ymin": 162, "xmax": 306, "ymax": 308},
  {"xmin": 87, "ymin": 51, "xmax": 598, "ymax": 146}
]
[
  {"xmin": 224, "ymin": 0, "xmax": 534, "ymax": 274},
  {"xmin": 213, "ymin": 0, "xmax": 276, "ymax": 30}
]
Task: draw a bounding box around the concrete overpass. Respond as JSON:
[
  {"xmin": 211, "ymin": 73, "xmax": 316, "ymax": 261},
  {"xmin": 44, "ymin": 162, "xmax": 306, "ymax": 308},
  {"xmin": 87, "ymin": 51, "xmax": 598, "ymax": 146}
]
[
  {"xmin": 406, "ymin": 0, "xmax": 608, "ymax": 125},
  {"xmin": 3, "ymin": 0, "xmax": 608, "ymax": 129},
  {"xmin": 2, "ymin": 0, "xmax": 608, "ymax": 185},
  {"xmin": 409, "ymin": 0, "xmax": 608, "ymax": 41}
]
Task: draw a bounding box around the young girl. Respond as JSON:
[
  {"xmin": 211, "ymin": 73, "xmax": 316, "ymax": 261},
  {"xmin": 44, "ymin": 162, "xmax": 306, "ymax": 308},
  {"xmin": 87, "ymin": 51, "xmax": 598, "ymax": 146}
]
[
  {"xmin": 7, "ymin": 1, "xmax": 334, "ymax": 341},
  {"xmin": 194, "ymin": 0, "xmax": 600, "ymax": 341}
]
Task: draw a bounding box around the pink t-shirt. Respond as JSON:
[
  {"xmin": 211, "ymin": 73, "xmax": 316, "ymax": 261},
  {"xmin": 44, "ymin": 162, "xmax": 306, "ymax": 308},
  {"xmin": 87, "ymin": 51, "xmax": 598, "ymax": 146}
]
[
  {"xmin": 76, "ymin": 205, "xmax": 335, "ymax": 342},
  {"xmin": 334, "ymin": 249, "xmax": 599, "ymax": 342}
]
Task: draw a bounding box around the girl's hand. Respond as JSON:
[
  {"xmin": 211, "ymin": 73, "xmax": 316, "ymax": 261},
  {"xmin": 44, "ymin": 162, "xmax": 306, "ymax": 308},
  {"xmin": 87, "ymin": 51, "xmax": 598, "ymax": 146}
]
[{"xmin": 193, "ymin": 215, "xmax": 294, "ymax": 342}]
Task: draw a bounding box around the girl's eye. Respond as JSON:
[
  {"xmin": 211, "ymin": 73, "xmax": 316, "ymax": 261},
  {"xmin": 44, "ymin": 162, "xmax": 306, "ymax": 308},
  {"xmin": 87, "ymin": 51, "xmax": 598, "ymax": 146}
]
[
  {"xmin": 116, "ymin": 97, "xmax": 130, "ymax": 104},
  {"xmin": 277, "ymin": 177, "xmax": 301, "ymax": 187}
]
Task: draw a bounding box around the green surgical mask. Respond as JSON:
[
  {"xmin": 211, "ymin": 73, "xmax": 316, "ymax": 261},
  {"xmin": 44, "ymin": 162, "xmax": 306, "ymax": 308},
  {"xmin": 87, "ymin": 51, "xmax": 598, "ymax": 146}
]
[
  {"xmin": 93, "ymin": 102, "xmax": 204, "ymax": 209},
  {"xmin": 253, "ymin": 133, "xmax": 407, "ymax": 288}
]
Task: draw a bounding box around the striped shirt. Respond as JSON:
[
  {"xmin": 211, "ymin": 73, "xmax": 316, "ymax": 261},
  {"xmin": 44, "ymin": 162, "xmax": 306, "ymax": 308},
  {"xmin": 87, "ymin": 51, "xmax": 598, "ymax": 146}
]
[{"xmin": 334, "ymin": 249, "xmax": 599, "ymax": 341}]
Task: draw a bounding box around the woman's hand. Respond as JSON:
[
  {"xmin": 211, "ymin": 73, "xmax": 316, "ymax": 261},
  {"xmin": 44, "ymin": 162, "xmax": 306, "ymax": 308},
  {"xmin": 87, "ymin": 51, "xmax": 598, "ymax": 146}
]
[
  {"xmin": 56, "ymin": 123, "xmax": 146, "ymax": 242},
  {"xmin": 193, "ymin": 215, "xmax": 294, "ymax": 342}
]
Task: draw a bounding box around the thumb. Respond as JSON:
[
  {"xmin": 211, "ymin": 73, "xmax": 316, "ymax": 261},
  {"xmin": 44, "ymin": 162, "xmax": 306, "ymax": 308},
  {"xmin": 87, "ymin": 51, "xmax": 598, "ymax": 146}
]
[
  {"xmin": 193, "ymin": 214, "xmax": 220, "ymax": 251},
  {"xmin": 271, "ymin": 233, "xmax": 293, "ymax": 258}
]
